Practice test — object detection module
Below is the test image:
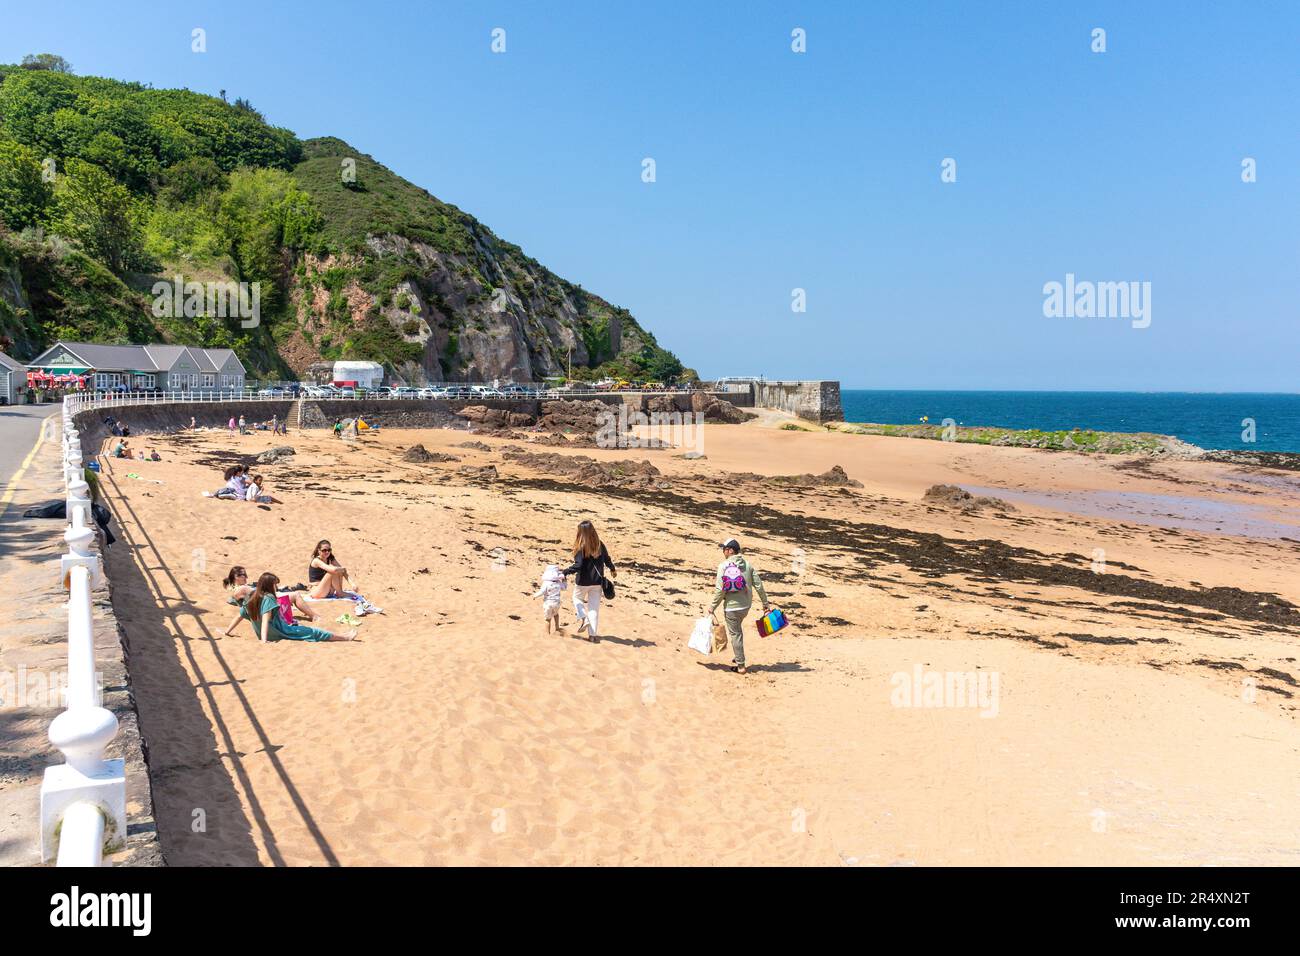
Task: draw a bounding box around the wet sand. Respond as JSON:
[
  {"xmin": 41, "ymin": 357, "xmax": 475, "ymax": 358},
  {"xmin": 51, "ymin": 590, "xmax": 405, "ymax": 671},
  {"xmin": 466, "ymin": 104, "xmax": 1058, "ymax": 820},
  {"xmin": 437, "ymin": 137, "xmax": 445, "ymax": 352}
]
[{"xmin": 96, "ymin": 418, "xmax": 1300, "ymax": 865}]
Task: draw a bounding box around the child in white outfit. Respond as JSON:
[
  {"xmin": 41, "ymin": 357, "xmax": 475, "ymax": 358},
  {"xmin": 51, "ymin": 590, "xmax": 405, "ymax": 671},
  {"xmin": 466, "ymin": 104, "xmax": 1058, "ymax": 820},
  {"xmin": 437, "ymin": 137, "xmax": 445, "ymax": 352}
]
[{"xmin": 534, "ymin": 565, "xmax": 567, "ymax": 632}]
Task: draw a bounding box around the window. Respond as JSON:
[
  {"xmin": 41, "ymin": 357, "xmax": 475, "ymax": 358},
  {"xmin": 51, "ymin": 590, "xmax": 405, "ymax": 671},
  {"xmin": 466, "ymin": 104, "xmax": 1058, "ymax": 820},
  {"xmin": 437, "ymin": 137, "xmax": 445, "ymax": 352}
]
[
  {"xmin": 202, "ymin": 373, "xmax": 215, "ymax": 388},
  {"xmin": 134, "ymin": 374, "xmax": 155, "ymax": 389}
]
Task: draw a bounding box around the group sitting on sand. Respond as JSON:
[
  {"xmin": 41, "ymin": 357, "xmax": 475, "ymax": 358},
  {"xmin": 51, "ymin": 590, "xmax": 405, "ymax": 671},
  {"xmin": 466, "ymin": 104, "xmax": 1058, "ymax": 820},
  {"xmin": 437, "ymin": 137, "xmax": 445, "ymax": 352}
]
[
  {"xmin": 110, "ymin": 439, "xmax": 162, "ymax": 461},
  {"xmin": 222, "ymin": 566, "xmax": 355, "ymax": 642},
  {"xmin": 205, "ymin": 464, "xmax": 281, "ymax": 503}
]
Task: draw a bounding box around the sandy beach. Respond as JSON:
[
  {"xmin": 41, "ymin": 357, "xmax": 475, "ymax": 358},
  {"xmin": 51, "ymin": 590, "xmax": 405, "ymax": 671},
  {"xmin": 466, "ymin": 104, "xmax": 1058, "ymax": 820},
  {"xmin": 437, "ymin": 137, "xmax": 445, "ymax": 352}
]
[{"xmin": 95, "ymin": 415, "xmax": 1300, "ymax": 866}]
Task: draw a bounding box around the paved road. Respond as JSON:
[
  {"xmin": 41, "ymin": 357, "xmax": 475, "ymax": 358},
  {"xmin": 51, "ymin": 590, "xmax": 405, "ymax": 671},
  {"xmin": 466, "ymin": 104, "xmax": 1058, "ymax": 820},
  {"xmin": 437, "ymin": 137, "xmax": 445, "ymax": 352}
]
[{"xmin": 0, "ymin": 404, "xmax": 60, "ymax": 519}]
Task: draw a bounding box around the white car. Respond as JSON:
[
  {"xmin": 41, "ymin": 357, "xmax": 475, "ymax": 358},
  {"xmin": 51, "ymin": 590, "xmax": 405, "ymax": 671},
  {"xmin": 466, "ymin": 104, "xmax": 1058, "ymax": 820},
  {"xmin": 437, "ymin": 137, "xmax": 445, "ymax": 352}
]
[{"xmin": 470, "ymin": 385, "xmax": 503, "ymax": 399}]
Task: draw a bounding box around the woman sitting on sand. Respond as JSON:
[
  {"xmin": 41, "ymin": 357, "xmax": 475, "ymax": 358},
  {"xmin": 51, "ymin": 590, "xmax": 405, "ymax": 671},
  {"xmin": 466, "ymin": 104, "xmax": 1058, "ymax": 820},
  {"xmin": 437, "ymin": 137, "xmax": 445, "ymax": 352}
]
[
  {"xmin": 561, "ymin": 520, "xmax": 617, "ymax": 643},
  {"xmin": 308, "ymin": 540, "xmax": 352, "ymax": 598},
  {"xmin": 221, "ymin": 565, "xmax": 319, "ymax": 636},
  {"xmin": 245, "ymin": 572, "xmax": 354, "ymax": 642}
]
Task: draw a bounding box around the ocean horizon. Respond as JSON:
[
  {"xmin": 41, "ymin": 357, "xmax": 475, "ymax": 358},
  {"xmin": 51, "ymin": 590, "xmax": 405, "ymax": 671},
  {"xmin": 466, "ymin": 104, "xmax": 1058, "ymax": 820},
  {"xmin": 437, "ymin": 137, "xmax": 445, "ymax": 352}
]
[{"xmin": 840, "ymin": 390, "xmax": 1300, "ymax": 453}]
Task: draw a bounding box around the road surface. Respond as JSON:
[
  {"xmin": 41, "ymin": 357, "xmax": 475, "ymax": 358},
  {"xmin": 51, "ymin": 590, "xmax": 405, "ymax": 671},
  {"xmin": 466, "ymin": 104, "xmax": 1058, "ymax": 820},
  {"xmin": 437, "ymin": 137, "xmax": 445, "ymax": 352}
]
[{"xmin": 0, "ymin": 404, "xmax": 59, "ymax": 522}]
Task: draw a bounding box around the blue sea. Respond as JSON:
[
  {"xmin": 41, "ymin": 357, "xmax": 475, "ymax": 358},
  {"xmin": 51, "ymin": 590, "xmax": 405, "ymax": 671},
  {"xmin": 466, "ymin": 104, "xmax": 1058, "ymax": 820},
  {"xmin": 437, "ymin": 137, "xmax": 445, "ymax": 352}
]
[{"xmin": 839, "ymin": 391, "xmax": 1300, "ymax": 453}]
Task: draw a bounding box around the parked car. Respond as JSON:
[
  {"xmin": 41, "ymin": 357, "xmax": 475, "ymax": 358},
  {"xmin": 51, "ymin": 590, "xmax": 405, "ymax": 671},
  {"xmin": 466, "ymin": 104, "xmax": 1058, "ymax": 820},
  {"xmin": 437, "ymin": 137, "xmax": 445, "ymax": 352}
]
[
  {"xmin": 419, "ymin": 387, "xmax": 448, "ymax": 399},
  {"xmin": 258, "ymin": 386, "xmax": 292, "ymax": 397},
  {"xmin": 470, "ymin": 385, "xmax": 504, "ymax": 399},
  {"xmin": 392, "ymin": 386, "xmax": 422, "ymax": 398}
]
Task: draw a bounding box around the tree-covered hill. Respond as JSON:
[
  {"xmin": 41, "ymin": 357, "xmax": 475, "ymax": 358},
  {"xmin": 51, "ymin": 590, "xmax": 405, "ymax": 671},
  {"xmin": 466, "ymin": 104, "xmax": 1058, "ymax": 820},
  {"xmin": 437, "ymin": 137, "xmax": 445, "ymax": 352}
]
[{"xmin": 0, "ymin": 59, "xmax": 690, "ymax": 383}]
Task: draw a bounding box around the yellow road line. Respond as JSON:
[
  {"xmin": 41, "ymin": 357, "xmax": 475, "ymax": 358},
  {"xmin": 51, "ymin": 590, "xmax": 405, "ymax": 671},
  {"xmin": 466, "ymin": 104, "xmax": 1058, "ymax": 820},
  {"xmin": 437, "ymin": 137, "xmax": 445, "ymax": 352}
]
[{"xmin": 0, "ymin": 412, "xmax": 59, "ymax": 516}]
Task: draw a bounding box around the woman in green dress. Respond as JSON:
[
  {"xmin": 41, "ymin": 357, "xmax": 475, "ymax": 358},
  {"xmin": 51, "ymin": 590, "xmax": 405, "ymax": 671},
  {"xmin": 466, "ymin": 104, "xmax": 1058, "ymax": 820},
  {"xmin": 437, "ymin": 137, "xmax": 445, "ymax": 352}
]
[{"xmin": 244, "ymin": 572, "xmax": 356, "ymax": 642}]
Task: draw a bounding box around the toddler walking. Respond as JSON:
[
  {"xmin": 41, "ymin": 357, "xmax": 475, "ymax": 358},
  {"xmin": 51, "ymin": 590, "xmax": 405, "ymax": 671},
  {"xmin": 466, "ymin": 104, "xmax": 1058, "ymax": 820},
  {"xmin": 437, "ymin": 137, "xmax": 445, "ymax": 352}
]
[{"xmin": 533, "ymin": 565, "xmax": 568, "ymax": 633}]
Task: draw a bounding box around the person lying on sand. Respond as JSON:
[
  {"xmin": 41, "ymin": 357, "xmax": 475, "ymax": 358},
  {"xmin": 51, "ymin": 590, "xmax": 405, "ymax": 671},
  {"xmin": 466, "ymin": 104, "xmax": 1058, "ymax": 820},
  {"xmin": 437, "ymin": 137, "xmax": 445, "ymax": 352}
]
[
  {"xmin": 221, "ymin": 565, "xmax": 319, "ymax": 636},
  {"xmin": 244, "ymin": 572, "xmax": 355, "ymax": 642},
  {"xmin": 708, "ymin": 537, "xmax": 771, "ymax": 675},
  {"xmin": 245, "ymin": 474, "xmax": 280, "ymax": 504},
  {"xmin": 308, "ymin": 540, "xmax": 352, "ymax": 598}
]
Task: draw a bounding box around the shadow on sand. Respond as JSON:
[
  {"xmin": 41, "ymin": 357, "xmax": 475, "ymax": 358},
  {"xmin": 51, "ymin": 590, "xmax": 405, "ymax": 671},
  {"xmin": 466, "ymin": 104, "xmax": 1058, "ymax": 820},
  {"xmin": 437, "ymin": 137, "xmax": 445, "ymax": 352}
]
[{"xmin": 101, "ymin": 468, "xmax": 340, "ymax": 866}]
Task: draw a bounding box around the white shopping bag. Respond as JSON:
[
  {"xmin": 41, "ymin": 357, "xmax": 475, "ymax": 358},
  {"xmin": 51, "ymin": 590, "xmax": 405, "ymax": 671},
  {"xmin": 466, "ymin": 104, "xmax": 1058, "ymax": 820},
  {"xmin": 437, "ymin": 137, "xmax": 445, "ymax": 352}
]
[{"xmin": 688, "ymin": 617, "xmax": 713, "ymax": 655}]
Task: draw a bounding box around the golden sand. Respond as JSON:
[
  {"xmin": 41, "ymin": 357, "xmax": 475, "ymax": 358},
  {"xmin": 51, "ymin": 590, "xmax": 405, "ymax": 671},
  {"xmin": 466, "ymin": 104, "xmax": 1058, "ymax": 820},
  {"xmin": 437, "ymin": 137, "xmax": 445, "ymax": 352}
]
[{"xmin": 98, "ymin": 418, "xmax": 1300, "ymax": 865}]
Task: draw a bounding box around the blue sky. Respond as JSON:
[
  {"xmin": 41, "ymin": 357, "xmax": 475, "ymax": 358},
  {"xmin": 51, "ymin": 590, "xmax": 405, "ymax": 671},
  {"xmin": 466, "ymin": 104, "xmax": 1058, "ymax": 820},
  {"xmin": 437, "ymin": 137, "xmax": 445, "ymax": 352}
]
[{"xmin": 5, "ymin": 1, "xmax": 1298, "ymax": 389}]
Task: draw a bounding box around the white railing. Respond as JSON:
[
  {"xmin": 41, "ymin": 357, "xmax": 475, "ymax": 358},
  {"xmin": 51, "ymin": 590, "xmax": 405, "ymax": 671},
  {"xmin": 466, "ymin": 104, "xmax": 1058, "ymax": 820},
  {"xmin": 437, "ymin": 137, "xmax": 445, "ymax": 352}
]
[
  {"xmin": 61, "ymin": 384, "xmax": 736, "ymax": 417},
  {"xmin": 39, "ymin": 405, "xmax": 126, "ymax": 865}
]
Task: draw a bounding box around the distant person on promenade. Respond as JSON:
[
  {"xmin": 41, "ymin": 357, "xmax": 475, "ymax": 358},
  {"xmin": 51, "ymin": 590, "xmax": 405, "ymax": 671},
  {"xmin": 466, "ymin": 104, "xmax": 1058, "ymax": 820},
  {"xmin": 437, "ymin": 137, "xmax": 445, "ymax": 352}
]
[
  {"xmin": 245, "ymin": 572, "xmax": 354, "ymax": 642},
  {"xmin": 308, "ymin": 540, "xmax": 352, "ymax": 598},
  {"xmin": 708, "ymin": 538, "xmax": 771, "ymax": 675},
  {"xmin": 561, "ymin": 520, "xmax": 617, "ymax": 643}
]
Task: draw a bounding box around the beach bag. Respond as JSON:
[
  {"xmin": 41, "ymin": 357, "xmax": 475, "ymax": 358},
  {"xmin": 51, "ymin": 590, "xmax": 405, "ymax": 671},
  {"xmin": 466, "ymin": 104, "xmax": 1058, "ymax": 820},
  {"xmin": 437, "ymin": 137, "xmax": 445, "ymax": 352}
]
[
  {"xmin": 711, "ymin": 619, "xmax": 729, "ymax": 654},
  {"xmin": 720, "ymin": 561, "xmax": 748, "ymax": 592},
  {"xmin": 277, "ymin": 595, "xmax": 296, "ymax": 625},
  {"xmin": 688, "ymin": 617, "xmax": 713, "ymax": 655},
  {"xmin": 601, "ymin": 573, "xmax": 615, "ymax": 601},
  {"xmin": 755, "ymin": 607, "xmax": 788, "ymax": 637}
]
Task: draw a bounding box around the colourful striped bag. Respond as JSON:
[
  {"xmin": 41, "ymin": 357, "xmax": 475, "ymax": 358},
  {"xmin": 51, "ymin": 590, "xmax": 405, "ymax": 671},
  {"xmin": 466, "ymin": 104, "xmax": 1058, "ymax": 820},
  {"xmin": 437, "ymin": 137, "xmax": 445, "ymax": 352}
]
[{"xmin": 755, "ymin": 607, "xmax": 788, "ymax": 637}]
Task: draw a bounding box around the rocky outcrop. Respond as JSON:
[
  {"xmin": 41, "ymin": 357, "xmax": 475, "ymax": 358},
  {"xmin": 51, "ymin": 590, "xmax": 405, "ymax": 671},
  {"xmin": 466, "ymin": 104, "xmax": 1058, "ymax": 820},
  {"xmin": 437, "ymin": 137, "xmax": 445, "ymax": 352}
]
[
  {"xmin": 502, "ymin": 450, "xmax": 668, "ymax": 490},
  {"xmin": 923, "ymin": 484, "xmax": 1016, "ymax": 512}
]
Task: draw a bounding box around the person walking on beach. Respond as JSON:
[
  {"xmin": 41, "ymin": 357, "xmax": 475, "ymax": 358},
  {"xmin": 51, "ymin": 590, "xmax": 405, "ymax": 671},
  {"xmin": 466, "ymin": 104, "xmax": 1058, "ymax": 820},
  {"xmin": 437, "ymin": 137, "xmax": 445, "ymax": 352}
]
[
  {"xmin": 228, "ymin": 415, "xmax": 237, "ymax": 434},
  {"xmin": 561, "ymin": 520, "xmax": 616, "ymax": 643},
  {"xmin": 708, "ymin": 538, "xmax": 771, "ymax": 675},
  {"xmin": 239, "ymin": 414, "xmax": 247, "ymax": 435}
]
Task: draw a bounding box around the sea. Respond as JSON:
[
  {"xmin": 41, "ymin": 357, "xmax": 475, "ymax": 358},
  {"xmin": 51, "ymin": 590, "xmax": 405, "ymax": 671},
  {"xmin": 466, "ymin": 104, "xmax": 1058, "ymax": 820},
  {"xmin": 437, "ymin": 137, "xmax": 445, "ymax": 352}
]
[{"xmin": 839, "ymin": 391, "xmax": 1300, "ymax": 453}]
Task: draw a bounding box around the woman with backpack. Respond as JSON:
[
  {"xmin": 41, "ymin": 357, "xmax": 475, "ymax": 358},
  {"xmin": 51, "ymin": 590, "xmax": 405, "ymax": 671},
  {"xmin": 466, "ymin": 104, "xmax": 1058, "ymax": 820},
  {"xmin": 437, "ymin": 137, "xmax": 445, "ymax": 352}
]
[
  {"xmin": 561, "ymin": 520, "xmax": 617, "ymax": 643},
  {"xmin": 708, "ymin": 538, "xmax": 771, "ymax": 674}
]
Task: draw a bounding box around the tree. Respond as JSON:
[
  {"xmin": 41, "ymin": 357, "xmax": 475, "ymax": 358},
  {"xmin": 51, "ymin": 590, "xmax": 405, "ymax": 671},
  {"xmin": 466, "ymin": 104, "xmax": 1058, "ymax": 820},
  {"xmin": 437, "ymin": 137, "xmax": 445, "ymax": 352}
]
[
  {"xmin": 53, "ymin": 158, "xmax": 151, "ymax": 274},
  {"xmin": 20, "ymin": 53, "xmax": 72, "ymax": 73},
  {"xmin": 0, "ymin": 140, "xmax": 53, "ymax": 230}
]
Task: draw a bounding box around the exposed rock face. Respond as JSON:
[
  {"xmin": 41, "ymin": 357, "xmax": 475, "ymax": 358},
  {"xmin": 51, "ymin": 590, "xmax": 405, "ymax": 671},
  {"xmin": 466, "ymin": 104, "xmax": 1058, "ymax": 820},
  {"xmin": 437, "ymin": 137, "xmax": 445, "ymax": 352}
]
[
  {"xmin": 256, "ymin": 446, "xmax": 296, "ymax": 463},
  {"xmin": 923, "ymin": 484, "xmax": 1016, "ymax": 512},
  {"xmin": 458, "ymin": 464, "xmax": 499, "ymax": 480},
  {"xmin": 455, "ymin": 404, "xmax": 536, "ymax": 430},
  {"xmin": 502, "ymin": 450, "xmax": 667, "ymax": 490},
  {"xmin": 763, "ymin": 464, "xmax": 863, "ymax": 488},
  {"xmin": 401, "ymin": 444, "xmax": 459, "ymax": 463},
  {"xmin": 282, "ymin": 138, "xmax": 688, "ymax": 386},
  {"xmin": 700, "ymin": 398, "xmax": 756, "ymax": 424}
]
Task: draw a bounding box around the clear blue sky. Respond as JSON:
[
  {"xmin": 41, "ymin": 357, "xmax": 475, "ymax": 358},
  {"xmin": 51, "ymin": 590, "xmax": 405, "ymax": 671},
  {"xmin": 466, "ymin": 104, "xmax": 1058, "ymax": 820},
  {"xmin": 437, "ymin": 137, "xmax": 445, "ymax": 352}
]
[{"xmin": 5, "ymin": 1, "xmax": 1298, "ymax": 390}]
